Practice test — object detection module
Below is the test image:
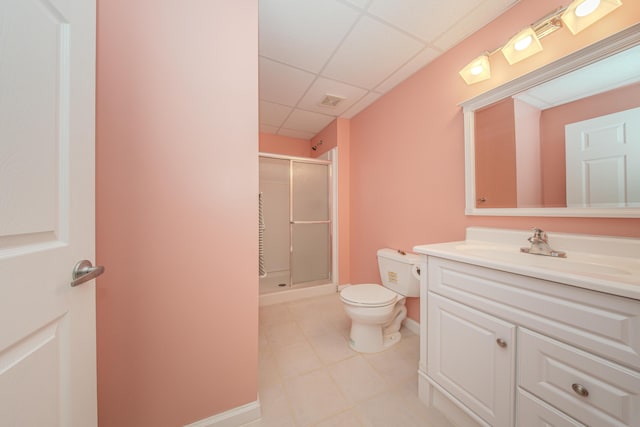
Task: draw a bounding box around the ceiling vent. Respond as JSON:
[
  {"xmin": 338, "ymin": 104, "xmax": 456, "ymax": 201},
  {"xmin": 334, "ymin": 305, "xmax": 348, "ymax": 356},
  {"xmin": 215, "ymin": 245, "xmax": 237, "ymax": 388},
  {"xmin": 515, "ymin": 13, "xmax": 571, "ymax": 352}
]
[{"xmin": 320, "ymin": 94, "xmax": 345, "ymax": 108}]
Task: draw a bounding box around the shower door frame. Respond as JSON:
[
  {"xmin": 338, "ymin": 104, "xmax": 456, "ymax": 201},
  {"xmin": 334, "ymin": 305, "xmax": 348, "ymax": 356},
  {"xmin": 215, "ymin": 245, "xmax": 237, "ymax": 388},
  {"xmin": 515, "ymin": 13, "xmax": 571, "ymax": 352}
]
[{"xmin": 259, "ymin": 153, "xmax": 335, "ymax": 289}]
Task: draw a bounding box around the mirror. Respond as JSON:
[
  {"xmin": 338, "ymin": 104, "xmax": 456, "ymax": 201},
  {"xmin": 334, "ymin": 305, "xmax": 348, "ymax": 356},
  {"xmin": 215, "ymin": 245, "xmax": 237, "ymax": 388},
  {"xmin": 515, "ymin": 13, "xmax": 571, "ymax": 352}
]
[{"xmin": 462, "ymin": 23, "xmax": 640, "ymax": 218}]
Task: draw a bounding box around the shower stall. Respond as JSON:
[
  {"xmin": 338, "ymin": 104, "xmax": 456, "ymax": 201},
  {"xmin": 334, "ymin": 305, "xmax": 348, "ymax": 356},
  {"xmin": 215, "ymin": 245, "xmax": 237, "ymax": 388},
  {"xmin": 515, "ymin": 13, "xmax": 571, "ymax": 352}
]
[{"xmin": 259, "ymin": 154, "xmax": 333, "ymax": 295}]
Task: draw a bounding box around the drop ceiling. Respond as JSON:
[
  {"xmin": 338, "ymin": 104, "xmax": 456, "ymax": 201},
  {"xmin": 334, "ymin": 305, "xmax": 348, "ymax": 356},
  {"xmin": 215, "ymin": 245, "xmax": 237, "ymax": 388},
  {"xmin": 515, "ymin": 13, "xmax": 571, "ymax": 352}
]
[{"xmin": 259, "ymin": 0, "xmax": 521, "ymax": 140}]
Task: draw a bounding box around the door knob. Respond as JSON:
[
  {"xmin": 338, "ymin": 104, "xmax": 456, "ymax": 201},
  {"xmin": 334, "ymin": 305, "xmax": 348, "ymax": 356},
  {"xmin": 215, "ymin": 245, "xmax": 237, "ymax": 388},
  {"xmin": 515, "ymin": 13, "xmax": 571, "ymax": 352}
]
[{"xmin": 71, "ymin": 260, "xmax": 105, "ymax": 287}]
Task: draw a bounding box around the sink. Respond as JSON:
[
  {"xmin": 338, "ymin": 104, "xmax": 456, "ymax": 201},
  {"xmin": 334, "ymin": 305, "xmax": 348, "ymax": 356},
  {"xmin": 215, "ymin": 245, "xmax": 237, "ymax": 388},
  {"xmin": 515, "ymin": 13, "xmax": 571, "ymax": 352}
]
[
  {"xmin": 454, "ymin": 243, "xmax": 634, "ymax": 277},
  {"xmin": 415, "ymin": 227, "xmax": 640, "ymax": 301}
]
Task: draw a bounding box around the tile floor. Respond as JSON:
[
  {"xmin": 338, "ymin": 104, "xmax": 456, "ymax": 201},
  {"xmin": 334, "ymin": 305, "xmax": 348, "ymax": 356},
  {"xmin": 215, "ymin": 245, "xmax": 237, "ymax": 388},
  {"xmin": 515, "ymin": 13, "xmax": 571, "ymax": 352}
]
[{"xmin": 244, "ymin": 293, "xmax": 455, "ymax": 427}]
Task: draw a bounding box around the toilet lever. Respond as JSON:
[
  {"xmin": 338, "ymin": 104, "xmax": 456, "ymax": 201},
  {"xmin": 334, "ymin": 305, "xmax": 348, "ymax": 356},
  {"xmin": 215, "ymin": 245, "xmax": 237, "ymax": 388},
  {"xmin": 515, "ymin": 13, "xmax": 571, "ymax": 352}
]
[{"xmin": 397, "ymin": 249, "xmax": 406, "ymax": 255}]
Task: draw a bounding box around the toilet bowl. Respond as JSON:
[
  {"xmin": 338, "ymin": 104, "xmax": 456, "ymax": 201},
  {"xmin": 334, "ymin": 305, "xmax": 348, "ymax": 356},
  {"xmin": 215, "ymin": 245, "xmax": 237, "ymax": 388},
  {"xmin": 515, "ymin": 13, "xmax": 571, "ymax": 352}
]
[{"xmin": 340, "ymin": 249, "xmax": 421, "ymax": 353}]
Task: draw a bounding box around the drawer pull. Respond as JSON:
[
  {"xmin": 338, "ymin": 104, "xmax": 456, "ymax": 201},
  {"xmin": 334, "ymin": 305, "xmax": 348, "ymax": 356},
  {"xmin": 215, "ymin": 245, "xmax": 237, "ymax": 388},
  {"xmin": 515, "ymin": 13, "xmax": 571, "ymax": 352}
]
[
  {"xmin": 571, "ymin": 383, "xmax": 589, "ymax": 397},
  {"xmin": 496, "ymin": 338, "xmax": 507, "ymax": 348}
]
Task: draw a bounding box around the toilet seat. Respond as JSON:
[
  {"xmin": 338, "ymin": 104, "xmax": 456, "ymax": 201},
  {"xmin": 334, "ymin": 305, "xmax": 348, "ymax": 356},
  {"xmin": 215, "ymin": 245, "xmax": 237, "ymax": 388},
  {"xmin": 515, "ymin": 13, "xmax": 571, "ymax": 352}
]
[{"xmin": 340, "ymin": 284, "xmax": 398, "ymax": 307}]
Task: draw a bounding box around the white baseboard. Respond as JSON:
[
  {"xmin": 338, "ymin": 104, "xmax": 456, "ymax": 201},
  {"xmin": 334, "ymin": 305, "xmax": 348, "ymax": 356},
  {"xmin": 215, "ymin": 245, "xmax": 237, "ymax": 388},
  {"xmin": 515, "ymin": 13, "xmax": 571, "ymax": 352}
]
[
  {"xmin": 403, "ymin": 317, "xmax": 420, "ymax": 335},
  {"xmin": 184, "ymin": 400, "xmax": 260, "ymax": 427}
]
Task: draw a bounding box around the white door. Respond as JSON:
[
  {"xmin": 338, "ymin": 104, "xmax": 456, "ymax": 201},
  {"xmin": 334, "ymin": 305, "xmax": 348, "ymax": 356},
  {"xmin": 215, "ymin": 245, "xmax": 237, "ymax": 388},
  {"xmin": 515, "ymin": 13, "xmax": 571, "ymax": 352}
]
[
  {"xmin": 565, "ymin": 107, "xmax": 640, "ymax": 208},
  {"xmin": 0, "ymin": 0, "xmax": 97, "ymax": 425}
]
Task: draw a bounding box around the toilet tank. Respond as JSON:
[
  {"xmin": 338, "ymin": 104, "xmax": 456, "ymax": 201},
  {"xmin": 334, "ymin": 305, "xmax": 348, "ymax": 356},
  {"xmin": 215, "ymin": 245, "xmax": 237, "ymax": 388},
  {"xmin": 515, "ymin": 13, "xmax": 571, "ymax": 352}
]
[{"xmin": 377, "ymin": 248, "xmax": 421, "ymax": 297}]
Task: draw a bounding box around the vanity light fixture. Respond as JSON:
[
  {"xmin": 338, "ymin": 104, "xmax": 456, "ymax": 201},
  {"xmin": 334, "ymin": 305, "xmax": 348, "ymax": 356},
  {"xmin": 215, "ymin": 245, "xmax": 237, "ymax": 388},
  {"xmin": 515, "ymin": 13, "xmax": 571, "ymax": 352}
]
[
  {"xmin": 562, "ymin": 0, "xmax": 623, "ymax": 35},
  {"xmin": 459, "ymin": 54, "xmax": 491, "ymax": 85},
  {"xmin": 501, "ymin": 27, "xmax": 543, "ymax": 65},
  {"xmin": 458, "ymin": 1, "xmax": 623, "ymax": 85}
]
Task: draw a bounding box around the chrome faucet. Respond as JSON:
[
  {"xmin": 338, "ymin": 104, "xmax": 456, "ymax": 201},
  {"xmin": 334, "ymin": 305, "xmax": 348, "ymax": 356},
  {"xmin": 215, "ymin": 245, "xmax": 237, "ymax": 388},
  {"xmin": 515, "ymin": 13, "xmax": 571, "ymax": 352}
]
[{"xmin": 520, "ymin": 228, "xmax": 567, "ymax": 258}]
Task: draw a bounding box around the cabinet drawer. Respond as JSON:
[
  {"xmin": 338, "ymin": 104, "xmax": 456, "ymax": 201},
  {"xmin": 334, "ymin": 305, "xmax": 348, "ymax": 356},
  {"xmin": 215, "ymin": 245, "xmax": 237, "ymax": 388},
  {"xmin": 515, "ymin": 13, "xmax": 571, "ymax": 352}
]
[
  {"xmin": 518, "ymin": 328, "xmax": 640, "ymax": 427},
  {"xmin": 428, "ymin": 257, "xmax": 640, "ymax": 368},
  {"xmin": 517, "ymin": 389, "xmax": 585, "ymax": 427}
]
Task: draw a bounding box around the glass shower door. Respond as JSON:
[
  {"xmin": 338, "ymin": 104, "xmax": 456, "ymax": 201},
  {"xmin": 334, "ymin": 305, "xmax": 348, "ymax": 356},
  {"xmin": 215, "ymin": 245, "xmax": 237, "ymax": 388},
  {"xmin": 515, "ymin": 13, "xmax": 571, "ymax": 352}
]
[{"xmin": 290, "ymin": 161, "xmax": 331, "ymax": 285}]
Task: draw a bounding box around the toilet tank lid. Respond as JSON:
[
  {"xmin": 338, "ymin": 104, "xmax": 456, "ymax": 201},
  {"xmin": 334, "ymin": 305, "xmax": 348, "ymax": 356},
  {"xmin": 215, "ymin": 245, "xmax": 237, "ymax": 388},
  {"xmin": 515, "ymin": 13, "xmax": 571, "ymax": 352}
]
[{"xmin": 377, "ymin": 248, "xmax": 421, "ymax": 264}]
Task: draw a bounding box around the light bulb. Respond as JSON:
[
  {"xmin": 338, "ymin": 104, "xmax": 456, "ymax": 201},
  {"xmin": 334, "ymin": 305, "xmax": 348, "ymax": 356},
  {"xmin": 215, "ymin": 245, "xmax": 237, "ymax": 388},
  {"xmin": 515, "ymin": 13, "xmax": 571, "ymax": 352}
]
[
  {"xmin": 470, "ymin": 65, "xmax": 484, "ymax": 76},
  {"xmin": 459, "ymin": 54, "xmax": 490, "ymax": 85},
  {"xmin": 561, "ymin": 0, "xmax": 622, "ymax": 35},
  {"xmin": 575, "ymin": 0, "xmax": 601, "ymax": 17},
  {"xmin": 514, "ymin": 35, "xmax": 533, "ymax": 52}
]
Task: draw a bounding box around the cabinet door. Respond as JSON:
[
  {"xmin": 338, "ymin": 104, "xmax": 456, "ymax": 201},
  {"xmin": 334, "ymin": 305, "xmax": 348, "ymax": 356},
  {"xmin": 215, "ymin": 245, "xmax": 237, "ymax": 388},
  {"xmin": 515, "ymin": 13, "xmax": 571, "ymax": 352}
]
[{"xmin": 428, "ymin": 293, "xmax": 516, "ymax": 427}]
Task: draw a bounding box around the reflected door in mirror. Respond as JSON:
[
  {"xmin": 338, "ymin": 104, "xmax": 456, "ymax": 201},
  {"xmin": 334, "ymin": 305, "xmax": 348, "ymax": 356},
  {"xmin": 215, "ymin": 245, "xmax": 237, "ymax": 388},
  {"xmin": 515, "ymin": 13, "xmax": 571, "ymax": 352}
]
[{"xmin": 565, "ymin": 107, "xmax": 640, "ymax": 208}]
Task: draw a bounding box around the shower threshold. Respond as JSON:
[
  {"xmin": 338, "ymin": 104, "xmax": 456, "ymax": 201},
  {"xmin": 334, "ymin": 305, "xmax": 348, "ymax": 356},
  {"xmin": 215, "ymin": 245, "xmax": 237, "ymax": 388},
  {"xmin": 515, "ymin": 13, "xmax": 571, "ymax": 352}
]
[{"xmin": 259, "ymin": 281, "xmax": 336, "ymax": 306}]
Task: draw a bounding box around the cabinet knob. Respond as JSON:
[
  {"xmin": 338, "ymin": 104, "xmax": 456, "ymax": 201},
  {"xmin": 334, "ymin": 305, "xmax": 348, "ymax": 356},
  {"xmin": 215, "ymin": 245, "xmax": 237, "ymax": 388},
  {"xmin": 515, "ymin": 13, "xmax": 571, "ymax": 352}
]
[
  {"xmin": 571, "ymin": 383, "xmax": 589, "ymax": 397},
  {"xmin": 496, "ymin": 338, "xmax": 507, "ymax": 348}
]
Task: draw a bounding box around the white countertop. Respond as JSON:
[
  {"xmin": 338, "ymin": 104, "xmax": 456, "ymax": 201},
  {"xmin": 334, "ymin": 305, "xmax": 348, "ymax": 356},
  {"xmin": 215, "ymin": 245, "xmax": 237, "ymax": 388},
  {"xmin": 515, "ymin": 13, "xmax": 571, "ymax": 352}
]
[{"xmin": 414, "ymin": 227, "xmax": 640, "ymax": 301}]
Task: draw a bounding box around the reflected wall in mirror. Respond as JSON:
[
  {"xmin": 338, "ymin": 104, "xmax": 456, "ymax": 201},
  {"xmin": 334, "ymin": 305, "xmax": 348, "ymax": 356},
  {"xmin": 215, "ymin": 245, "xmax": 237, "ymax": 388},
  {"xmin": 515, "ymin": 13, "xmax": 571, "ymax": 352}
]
[{"xmin": 463, "ymin": 24, "xmax": 640, "ymax": 218}]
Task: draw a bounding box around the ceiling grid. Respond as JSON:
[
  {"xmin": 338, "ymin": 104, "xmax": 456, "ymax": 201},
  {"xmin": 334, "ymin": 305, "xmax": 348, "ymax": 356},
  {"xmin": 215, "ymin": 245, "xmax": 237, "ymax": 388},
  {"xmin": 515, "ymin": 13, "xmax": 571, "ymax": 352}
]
[{"xmin": 259, "ymin": 0, "xmax": 521, "ymax": 139}]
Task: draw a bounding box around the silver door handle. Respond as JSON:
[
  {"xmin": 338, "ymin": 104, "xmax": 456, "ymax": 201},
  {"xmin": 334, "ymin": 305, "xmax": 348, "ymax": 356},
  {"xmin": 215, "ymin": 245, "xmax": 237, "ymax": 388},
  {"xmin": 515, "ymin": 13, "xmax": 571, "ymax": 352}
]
[{"xmin": 71, "ymin": 260, "xmax": 105, "ymax": 287}]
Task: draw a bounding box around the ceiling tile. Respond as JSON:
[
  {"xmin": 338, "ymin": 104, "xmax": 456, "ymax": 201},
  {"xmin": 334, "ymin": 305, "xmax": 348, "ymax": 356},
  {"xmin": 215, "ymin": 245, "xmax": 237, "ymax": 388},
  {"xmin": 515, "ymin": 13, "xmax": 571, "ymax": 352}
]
[
  {"xmin": 341, "ymin": 92, "xmax": 382, "ymax": 119},
  {"xmin": 278, "ymin": 128, "xmax": 316, "ymax": 140},
  {"xmin": 259, "ymin": 100, "xmax": 292, "ymax": 127},
  {"xmin": 322, "ymin": 16, "xmax": 425, "ymax": 89},
  {"xmin": 259, "ymin": 58, "xmax": 316, "ymax": 106},
  {"xmin": 259, "ymin": 0, "xmax": 361, "ymax": 73},
  {"xmin": 258, "ymin": 0, "xmax": 521, "ymax": 137},
  {"xmin": 283, "ymin": 109, "xmax": 335, "ymax": 133},
  {"xmin": 375, "ymin": 47, "xmax": 441, "ymax": 93},
  {"xmin": 260, "ymin": 124, "xmax": 280, "ymax": 134},
  {"xmin": 432, "ymin": 0, "xmax": 520, "ymax": 51},
  {"xmin": 297, "ymin": 77, "xmax": 368, "ymax": 116},
  {"xmin": 367, "ymin": 0, "xmax": 483, "ymax": 43}
]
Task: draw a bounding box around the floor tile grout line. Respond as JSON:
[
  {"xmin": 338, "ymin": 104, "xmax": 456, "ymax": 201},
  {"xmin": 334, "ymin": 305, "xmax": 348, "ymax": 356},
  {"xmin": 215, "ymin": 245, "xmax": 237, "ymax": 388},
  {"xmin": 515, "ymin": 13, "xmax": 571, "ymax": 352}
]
[
  {"xmin": 265, "ymin": 297, "xmax": 344, "ymax": 425},
  {"xmin": 258, "ymin": 294, "xmax": 438, "ymax": 427},
  {"xmin": 279, "ymin": 299, "xmax": 350, "ymax": 426},
  {"xmin": 293, "ymin": 305, "xmax": 352, "ymax": 425}
]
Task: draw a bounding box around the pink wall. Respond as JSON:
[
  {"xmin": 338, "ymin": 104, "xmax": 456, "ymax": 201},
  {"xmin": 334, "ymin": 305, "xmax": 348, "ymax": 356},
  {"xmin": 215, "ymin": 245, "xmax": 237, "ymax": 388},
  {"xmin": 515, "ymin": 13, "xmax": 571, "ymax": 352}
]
[
  {"xmin": 349, "ymin": 0, "xmax": 640, "ymax": 322},
  {"xmin": 259, "ymin": 132, "xmax": 311, "ymax": 157},
  {"xmin": 540, "ymin": 82, "xmax": 640, "ymax": 206},
  {"xmin": 312, "ymin": 119, "xmax": 351, "ymax": 285},
  {"xmin": 96, "ymin": 1, "xmax": 259, "ymax": 426},
  {"xmin": 311, "ymin": 120, "xmax": 339, "ymax": 157}
]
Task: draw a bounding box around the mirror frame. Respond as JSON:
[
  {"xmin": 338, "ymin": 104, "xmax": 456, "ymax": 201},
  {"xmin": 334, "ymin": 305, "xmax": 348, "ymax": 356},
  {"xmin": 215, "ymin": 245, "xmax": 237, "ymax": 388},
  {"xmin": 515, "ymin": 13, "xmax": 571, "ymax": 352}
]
[{"xmin": 462, "ymin": 23, "xmax": 640, "ymax": 218}]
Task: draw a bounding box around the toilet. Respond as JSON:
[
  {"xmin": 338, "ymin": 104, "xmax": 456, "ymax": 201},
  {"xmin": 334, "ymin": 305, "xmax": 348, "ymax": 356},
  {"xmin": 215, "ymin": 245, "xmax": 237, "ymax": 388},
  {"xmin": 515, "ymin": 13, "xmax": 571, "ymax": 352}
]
[{"xmin": 340, "ymin": 248, "xmax": 421, "ymax": 353}]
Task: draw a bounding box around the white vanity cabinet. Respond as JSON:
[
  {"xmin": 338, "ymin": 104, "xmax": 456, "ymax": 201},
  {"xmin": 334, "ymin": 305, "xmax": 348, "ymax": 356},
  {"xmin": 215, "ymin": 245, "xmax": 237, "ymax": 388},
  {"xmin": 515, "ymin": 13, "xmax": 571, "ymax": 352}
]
[{"xmin": 419, "ymin": 256, "xmax": 640, "ymax": 427}]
